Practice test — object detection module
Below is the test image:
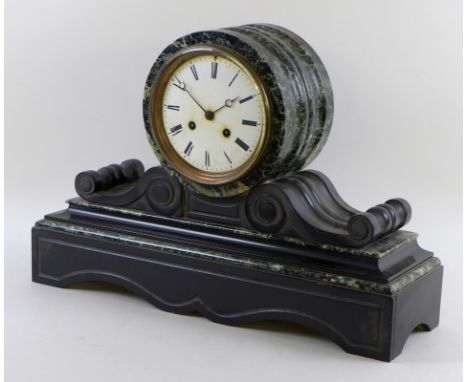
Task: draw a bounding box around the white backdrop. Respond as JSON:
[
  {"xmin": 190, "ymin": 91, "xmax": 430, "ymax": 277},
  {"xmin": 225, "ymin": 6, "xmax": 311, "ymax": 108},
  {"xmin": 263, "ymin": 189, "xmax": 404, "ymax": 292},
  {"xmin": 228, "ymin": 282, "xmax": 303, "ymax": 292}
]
[{"xmin": 5, "ymin": 0, "xmax": 462, "ymax": 381}]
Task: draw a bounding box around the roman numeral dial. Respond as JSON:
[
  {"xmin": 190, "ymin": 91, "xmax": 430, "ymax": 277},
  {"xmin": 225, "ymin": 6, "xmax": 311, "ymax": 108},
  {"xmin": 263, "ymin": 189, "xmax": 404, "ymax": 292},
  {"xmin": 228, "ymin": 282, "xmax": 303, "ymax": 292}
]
[
  {"xmin": 159, "ymin": 51, "xmax": 267, "ymax": 177},
  {"xmin": 169, "ymin": 124, "xmax": 183, "ymax": 136},
  {"xmin": 190, "ymin": 65, "xmax": 198, "ymax": 80},
  {"xmin": 211, "ymin": 62, "xmax": 218, "ymax": 79}
]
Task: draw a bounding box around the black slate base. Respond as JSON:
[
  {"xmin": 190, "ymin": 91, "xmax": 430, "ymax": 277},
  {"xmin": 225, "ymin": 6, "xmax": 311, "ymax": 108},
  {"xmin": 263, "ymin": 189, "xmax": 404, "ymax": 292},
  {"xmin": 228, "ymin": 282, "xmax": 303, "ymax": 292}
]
[{"xmin": 31, "ymin": 199, "xmax": 442, "ymax": 362}]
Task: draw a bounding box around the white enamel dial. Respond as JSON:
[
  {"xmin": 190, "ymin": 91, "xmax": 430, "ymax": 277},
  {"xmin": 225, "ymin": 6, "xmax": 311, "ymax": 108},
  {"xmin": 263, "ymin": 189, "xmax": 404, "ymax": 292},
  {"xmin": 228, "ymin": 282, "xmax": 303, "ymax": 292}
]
[{"xmin": 160, "ymin": 53, "xmax": 267, "ymax": 174}]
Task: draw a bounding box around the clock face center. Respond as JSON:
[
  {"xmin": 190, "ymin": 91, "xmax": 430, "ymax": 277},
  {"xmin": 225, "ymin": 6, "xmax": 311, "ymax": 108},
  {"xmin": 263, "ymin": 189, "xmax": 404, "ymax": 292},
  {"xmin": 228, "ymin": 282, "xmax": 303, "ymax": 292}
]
[
  {"xmin": 151, "ymin": 46, "xmax": 270, "ymax": 184},
  {"xmin": 205, "ymin": 110, "xmax": 215, "ymax": 121}
]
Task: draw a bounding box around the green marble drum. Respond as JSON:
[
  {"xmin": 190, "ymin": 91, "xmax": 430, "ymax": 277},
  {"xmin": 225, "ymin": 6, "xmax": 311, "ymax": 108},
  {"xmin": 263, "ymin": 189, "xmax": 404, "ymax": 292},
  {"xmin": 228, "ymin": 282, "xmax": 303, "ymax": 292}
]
[{"xmin": 143, "ymin": 24, "xmax": 333, "ymax": 197}]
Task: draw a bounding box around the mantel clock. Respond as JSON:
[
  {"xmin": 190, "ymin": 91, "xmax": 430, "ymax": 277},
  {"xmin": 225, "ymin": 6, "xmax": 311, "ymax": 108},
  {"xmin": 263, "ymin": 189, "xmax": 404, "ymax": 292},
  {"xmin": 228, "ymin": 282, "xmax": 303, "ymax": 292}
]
[{"xmin": 32, "ymin": 24, "xmax": 443, "ymax": 362}]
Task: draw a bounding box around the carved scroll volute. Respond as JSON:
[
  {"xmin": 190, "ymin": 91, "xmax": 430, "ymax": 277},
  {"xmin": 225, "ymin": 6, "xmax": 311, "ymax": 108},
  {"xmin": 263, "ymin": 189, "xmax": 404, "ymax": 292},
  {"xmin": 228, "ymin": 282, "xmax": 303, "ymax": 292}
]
[
  {"xmin": 347, "ymin": 198, "xmax": 412, "ymax": 243},
  {"xmin": 74, "ymin": 162, "xmax": 412, "ymax": 248},
  {"xmin": 145, "ymin": 168, "xmax": 182, "ymax": 216},
  {"xmin": 75, "ymin": 161, "xmax": 183, "ymax": 216},
  {"xmin": 245, "ymin": 185, "xmax": 287, "ymax": 234},
  {"xmin": 244, "ymin": 171, "xmax": 412, "ymax": 247},
  {"xmin": 75, "ymin": 159, "xmax": 144, "ymax": 197}
]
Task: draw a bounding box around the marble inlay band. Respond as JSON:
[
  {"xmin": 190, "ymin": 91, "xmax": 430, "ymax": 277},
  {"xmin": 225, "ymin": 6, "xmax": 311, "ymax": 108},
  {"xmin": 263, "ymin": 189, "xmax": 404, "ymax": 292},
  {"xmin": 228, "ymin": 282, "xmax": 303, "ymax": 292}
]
[
  {"xmin": 69, "ymin": 197, "xmax": 418, "ymax": 259},
  {"xmin": 37, "ymin": 219, "xmax": 441, "ymax": 295}
]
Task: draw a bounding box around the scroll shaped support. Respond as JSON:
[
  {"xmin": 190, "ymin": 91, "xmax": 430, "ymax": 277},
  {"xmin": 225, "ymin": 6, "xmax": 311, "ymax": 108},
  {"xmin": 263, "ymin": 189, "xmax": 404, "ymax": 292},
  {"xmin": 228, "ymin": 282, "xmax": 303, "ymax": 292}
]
[{"xmin": 75, "ymin": 160, "xmax": 411, "ymax": 248}]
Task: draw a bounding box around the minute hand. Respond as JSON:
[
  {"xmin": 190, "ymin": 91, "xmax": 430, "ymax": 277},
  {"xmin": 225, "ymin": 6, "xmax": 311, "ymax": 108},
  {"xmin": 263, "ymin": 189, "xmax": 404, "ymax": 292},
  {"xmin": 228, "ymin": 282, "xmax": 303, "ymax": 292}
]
[
  {"xmin": 185, "ymin": 88, "xmax": 207, "ymax": 113},
  {"xmin": 174, "ymin": 78, "xmax": 207, "ymax": 113}
]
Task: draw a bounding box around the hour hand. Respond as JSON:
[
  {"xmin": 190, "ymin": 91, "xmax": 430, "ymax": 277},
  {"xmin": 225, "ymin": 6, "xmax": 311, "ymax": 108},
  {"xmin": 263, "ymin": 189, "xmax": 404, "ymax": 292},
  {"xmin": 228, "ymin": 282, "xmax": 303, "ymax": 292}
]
[{"xmin": 213, "ymin": 97, "xmax": 239, "ymax": 114}]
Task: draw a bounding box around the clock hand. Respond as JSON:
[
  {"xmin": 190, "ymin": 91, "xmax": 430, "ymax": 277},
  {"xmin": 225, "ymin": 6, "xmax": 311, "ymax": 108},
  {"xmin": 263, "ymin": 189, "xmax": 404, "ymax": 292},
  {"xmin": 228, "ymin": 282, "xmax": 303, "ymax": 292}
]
[
  {"xmin": 173, "ymin": 77, "xmax": 207, "ymax": 113},
  {"xmin": 213, "ymin": 97, "xmax": 239, "ymax": 115},
  {"xmin": 185, "ymin": 88, "xmax": 207, "ymax": 113},
  {"xmin": 173, "ymin": 76, "xmax": 186, "ymax": 90}
]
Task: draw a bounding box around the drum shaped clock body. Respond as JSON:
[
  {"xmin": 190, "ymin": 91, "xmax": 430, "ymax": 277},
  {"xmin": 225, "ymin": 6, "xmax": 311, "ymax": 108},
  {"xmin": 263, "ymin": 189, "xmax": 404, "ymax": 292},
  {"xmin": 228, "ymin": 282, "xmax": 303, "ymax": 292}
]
[{"xmin": 143, "ymin": 24, "xmax": 333, "ymax": 196}]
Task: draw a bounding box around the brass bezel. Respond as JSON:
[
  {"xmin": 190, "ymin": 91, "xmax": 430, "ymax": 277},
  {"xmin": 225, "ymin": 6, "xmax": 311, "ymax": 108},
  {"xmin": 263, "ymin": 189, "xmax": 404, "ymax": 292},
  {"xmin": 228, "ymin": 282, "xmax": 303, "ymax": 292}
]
[{"xmin": 150, "ymin": 45, "xmax": 271, "ymax": 186}]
